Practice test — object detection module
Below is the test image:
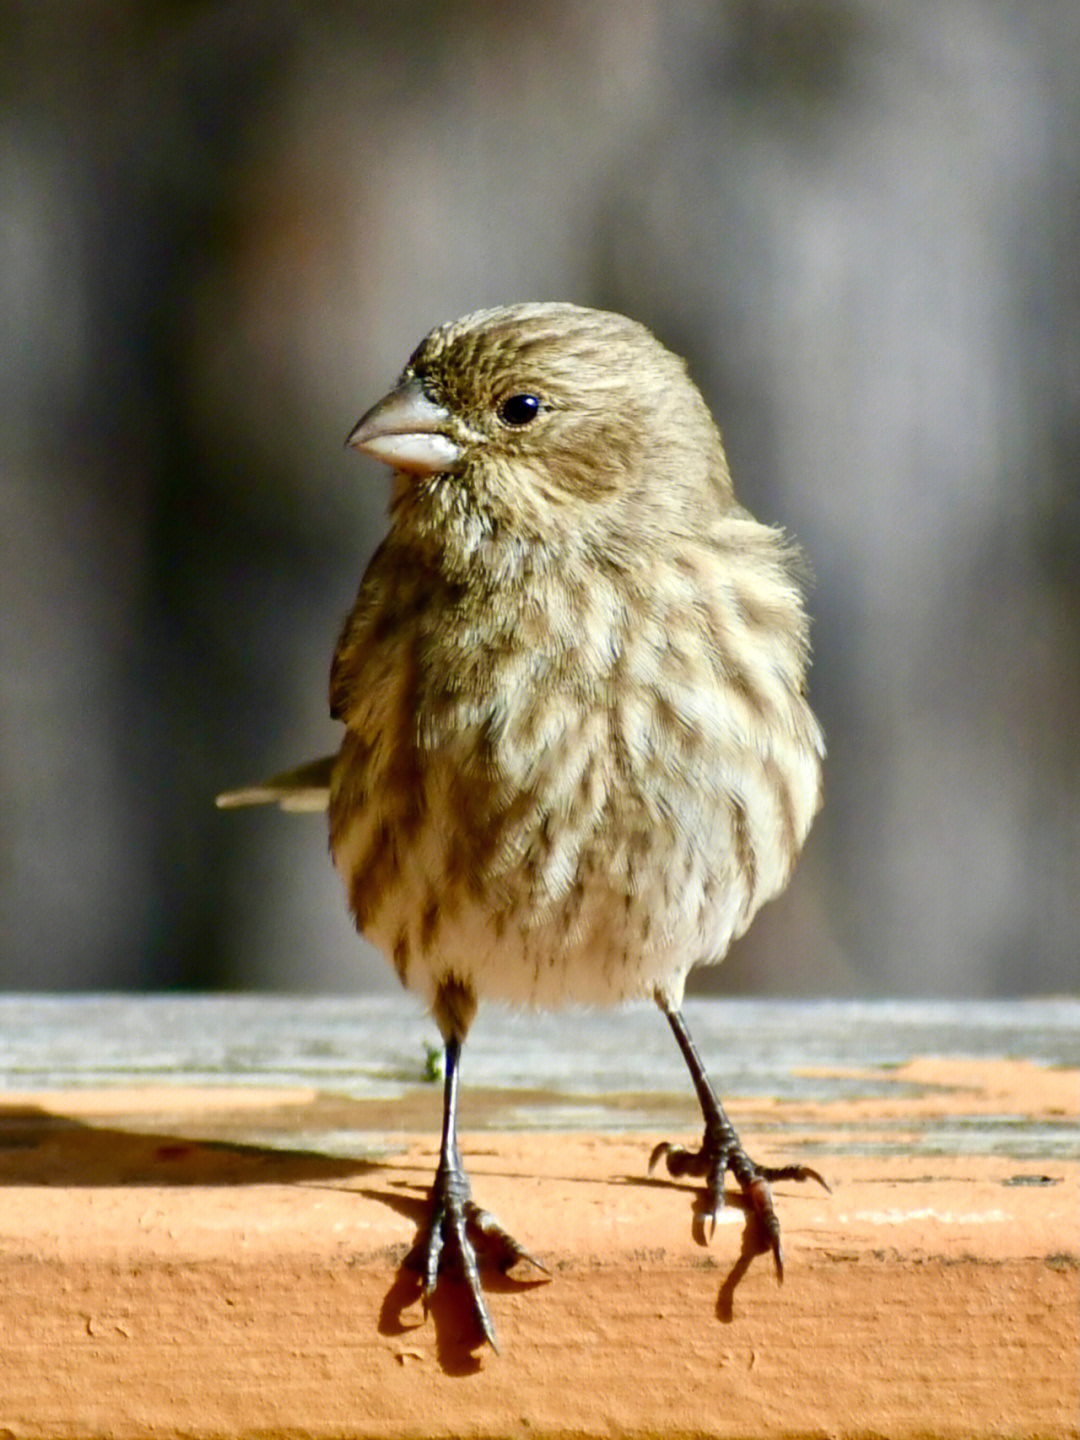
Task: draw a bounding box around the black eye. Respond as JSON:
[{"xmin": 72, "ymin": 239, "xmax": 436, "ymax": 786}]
[{"xmin": 497, "ymin": 393, "xmax": 541, "ymax": 427}]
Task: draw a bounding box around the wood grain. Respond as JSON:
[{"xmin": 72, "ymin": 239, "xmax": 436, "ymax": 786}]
[{"xmin": 0, "ymin": 998, "xmax": 1076, "ymax": 1438}]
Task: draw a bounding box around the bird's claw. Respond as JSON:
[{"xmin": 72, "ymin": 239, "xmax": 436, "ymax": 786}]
[
  {"xmin": 413, "ymin": 1165, "xmax": 546, "ymax": 1351},
  {"xmin": 650, "ymin": 1135, "xmax": 829, "ymax": 1281},
  {"xmin": 649, "ymin": 1138, "xmax": 710, "ymax": 1180},
  {"xmin": 418, "ymin": 1189, "xmax": 497, "ymax": 1349},
  {"xmin": 469, "ymin": 1204, "xmax": 548, "ymax": 1276}
]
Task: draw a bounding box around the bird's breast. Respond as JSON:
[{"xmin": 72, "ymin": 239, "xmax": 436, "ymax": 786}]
[{"xmin": 327, "ymin": 548, "xmax": 821, "ymax": 1010}]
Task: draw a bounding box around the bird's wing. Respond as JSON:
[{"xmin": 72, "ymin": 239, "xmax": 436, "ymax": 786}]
[{"xmin": 215, "ymin": 755, "xmax": 335, "ymax": 813}]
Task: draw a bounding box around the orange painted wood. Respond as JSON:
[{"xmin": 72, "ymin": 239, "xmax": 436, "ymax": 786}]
[{"xmin": 0, "ymin": 999, "xmax": 1075, "ymax": 1438}]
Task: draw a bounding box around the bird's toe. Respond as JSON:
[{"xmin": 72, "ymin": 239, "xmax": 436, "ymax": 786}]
[{"xmin": 650, "ymin": 1129, "xmax": 827, "ymax": 1279}]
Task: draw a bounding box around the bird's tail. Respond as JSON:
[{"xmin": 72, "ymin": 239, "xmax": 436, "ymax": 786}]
[{"xmin": 215, "ymin": 755, "xmax": 334, "ymax": 813}]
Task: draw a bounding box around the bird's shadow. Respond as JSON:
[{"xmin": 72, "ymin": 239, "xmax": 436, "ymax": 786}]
[
  {"xmin": 625, "ymin": 1171, "xmax": 776, "ymax": 1322},
  {"xmin": 0, "ymin": 1104, "xmax": 546, "ymax": 1374},
  {"xmin": 0, "ymin": 1102, "xmax": 370, "ymax": 1187}
]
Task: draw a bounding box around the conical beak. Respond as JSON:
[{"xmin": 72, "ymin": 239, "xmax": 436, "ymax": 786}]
[{"xmin": 346, "ymin": 377, "xmax": 462, "ymax": 476}]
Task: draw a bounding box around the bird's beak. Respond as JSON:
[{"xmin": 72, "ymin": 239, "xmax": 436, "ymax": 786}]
[{"xmin": 346, "ymin": 377, "xmax": 462, "ymax": 476}]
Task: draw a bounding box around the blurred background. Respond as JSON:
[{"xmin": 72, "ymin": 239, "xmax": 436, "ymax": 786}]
[{"xmin": 1, "ymin": 1, "xmax": 1077, "ymax": 997}]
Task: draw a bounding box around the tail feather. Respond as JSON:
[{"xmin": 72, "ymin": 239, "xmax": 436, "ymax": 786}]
[{"xmin": 215, "ymin": 755, "xmax": 334, "ymax": 813}]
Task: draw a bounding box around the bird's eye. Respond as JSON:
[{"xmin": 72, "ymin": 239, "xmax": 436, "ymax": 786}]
[{"xmin": 497, "ymin": 393, "xmax": 541, "ymax": 427}]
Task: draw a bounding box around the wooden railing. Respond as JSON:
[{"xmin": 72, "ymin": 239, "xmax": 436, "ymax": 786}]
[{"xmin": 0, "ymin": 996, "xmax": 1076, "ymax": 1437}]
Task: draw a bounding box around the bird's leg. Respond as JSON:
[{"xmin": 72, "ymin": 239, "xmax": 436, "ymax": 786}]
[
  {"xmin": 416, "ymin": 1033, "xmax": 545, "ymax": 1350},
  {"xmin": 649, "ymin": 995, "xmax": 828, "ymax": 1280}
]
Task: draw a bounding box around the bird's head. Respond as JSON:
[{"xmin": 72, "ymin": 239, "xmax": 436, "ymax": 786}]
[{"xmin": 347, "ymin": 303, "xmax": 733, "ymax": 576}]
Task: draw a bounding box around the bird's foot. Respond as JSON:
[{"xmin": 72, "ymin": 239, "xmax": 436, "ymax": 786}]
[
  {"xmin": 649, "ymin": 1127, "xmax": 829, "ymax": 1281},
  {"xmin": 412, "ymin": 1154, "xmax": 546, "ymax": 1351}
]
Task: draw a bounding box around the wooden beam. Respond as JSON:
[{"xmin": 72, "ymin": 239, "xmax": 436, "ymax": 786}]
[{"xmin": 0, "ymin": 997, "xmax": 1076, "ymax": 1438}]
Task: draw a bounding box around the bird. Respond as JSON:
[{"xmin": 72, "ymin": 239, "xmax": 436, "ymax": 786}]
[{"xmin": 218, "ymin": 302, "xmax": 827, "ymax": 1349}]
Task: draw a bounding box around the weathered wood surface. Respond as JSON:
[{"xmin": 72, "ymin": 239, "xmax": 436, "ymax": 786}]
[{"xmin": 0, "ymin": 996, "xmax": 1076, "ymax": 1439}]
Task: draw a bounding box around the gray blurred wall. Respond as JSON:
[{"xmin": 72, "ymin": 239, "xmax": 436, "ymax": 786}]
[{"xmin": 1, "ymin": 1, "xmax": 1077, "ymax": 995}]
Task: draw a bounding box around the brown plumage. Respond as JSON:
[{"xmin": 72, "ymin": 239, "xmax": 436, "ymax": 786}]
[{"xmin": 219, "ymin": 302, "xmax": 827, "ymax": 1350}]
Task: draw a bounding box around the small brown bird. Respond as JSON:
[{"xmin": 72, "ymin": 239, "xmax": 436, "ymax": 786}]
[{"xmin": 219, "ymin": 303, "xmax": 826, "ymax": 1348}]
